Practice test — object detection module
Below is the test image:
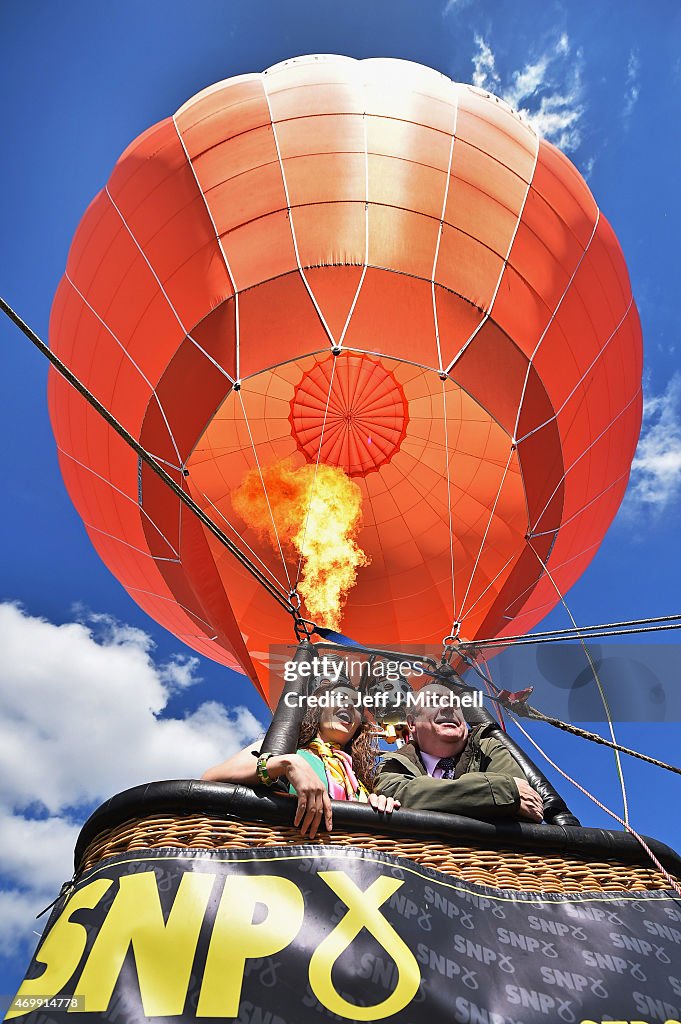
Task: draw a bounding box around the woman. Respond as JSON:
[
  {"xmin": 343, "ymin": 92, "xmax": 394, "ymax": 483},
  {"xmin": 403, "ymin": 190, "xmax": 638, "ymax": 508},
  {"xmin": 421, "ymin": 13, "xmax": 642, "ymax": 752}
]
[{"xmin": 202, "ymin": 682, "xmax": 399, "ymax": 838}]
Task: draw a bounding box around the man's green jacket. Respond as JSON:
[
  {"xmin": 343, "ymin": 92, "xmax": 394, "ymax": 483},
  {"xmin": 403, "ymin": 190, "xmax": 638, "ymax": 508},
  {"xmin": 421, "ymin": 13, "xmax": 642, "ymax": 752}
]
[{"xmin": 374, "ymin": 723, "xmax": 524, "ymax": 820}]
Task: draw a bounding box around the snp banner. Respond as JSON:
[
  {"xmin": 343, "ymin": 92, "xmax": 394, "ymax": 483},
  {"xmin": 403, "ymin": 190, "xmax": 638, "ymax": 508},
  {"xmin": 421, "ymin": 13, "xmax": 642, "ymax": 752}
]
[{"xmin": 6, "ymin": 847, "xmax": 681, "ymax": 1024}]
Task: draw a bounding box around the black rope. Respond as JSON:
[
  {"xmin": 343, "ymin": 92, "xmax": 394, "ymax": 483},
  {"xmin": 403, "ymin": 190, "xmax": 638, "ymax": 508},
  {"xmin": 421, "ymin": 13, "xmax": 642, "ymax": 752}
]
[
  {"xmin": 0, "ymin": 296, "xmax": 296, "ymax": 618},
  {"xmin": 464, "ymin": 619, "xmax": 681, "ymax": 650},
  {"xmin": 473, "ymin": 612, "xmax": 681, "ymax": 647},
  {"xmin": 456, "ymin": 650, "xmax": 681, "ymax": 776},
  {"xmin": 312, "ymin": 640, "xmax": 681, "ymax": 781},
  {"xmin": 6, "ymin": 293, "xmax": 680, "ymax": 685},
  {"xmin": 520, "ymin": 707, "xmax": 681, "ymax": 776}
]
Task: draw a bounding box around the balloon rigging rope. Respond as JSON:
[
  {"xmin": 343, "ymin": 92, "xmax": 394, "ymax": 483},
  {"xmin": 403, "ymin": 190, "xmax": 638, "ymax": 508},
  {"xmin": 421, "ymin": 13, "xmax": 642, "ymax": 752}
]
[
  {"xmin": 178, "ymin": 99, "xmax": 324, "ymax": 603},
  {"xmin": 457, "ymin": 444, "xmax": 516, "ymax": 625},
  {"xmin": 103, "ymin": 185, "xmax": 237, "ymax": 395},
  {"xmin": 472, "ymin": 654, "xmax": 680, "ymax": 889},
  {"xmin": 174, "ymin": 110, "xmax": 297, "ymax": 602},
  {"xmin": 74, "ymin": 520, "xmax": 180, "ymax": 564},
  {"xmin": 0, "ymin": 296, "xmax": 295, "ymax": 616},
  {"xmin": 64, "ymin": 272, "xmax": 183, "ymax": 468},
  {"xmin": 527, "ymin": 384, "xmax": 641, "ymax": 536},
  {"xmin": 432, "ymin": 87, "xmax": 459, "ymax": 373},
  {"xmin": 21, "ymin": 291, "xmax": 670, "ymax": 647},
  {"xmin": 529, "ymin": 466, "xmax": 634, "ymax": 540},
  {"xmin": 56, "ymin": 442, "xmax": 181, "ymax": 559},
  {"xmin": 438, "ymin": 117, "xmax": 537, "ymax": 633},
  {"xmin": 507, "ymin": 713, "xmax": 681, "ymax": 898},
  {"xmin": 475, "ymin": 653, "xmax": 507, "ymax": 732},
  {"xmin": 511, "ymin": 206, "xmax": 601, "ymax": 443},
  {"xmin": 295, "ymin": 84, "xmax": 370, "ymax": 590},
  {"xmin": 236, "ymin": 389, "xmax": 294, "ymax": 592},
  {"xmin": 103, "ymin": 184, "xmax": 236, "ymax": 387},
  {"xmin": 527, "ymin": 541, "xmax": 630, "ymax": 825},
  {"xmin": 188, "ymin": 478, "xmax": 290, "ymax": 594},
  {"xmin": 260, "ymin": 76, "xmax": 335, "ymax": 348},
  {"xmin": 5, "ymin": 295, "xmax": 677, "ymax": 665},
  {"xmin": 338, "ymin": 98, "xmax": 370, "ymax": 347},
  {"xmin": 461, "ymin": 653, "xmax": 681, "ymax": 776},
  {"xmin": 436, "ymin": 93, "xmax": 460, "ymax": 629},
  {"xmin": 446, "ymin": 128, "xmax": 541, "ymax": 374},
  {"xmin": 455, "ymin": 551, "xmax": 516, "ymax": 624},
  {"xmin": 524, "ymin": 711, "xmax": 681, "ymax": 775},
  {"xmin": 171, "ymin": 116, "xmax": 242, "ymax": 379},
  {"xmin": 517, "ymin": 296, "xmax": 634, "ymax": 447},
  {"xmin": 441, "ymin": 381, "xmax": 457, "ymax": 631},
  {"xmin": 467, "ymin": 612, "xmax": 681, "ymax": 649},
  {"xmin": 294, "ymin": 354, "xmax": 338, "ymax": 592}
]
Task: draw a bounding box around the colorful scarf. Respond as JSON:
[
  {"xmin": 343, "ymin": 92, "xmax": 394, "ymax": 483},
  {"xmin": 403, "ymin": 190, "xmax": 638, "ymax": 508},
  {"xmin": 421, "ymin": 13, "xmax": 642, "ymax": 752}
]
[{"xmin": 307, "ymin": 738, "xmax": 369, "ymax": 802}]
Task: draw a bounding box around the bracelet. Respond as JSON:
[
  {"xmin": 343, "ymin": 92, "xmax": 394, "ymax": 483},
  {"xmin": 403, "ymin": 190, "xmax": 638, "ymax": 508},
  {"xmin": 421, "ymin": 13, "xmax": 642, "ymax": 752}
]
[{"xmin": 256, "ymin": 752, "xmax": 276, "ymax": 787}]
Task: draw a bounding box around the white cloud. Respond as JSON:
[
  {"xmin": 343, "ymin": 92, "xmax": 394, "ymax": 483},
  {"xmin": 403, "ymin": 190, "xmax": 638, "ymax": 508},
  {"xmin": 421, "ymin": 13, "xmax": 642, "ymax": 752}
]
[
  {"xmin": 623, "ymin": 49, "xmax": 640, "ymax": 125},
  {"xmin": 472, "ymin": 34, "xmax": 500, "ymax": 90},
  {"xmin": 627, "ymin": 376, "xmax": 681, "ymax": 511},
  {"xmin": 0, "ymin": 816, "xmax": 80, "ymax": 895},
  {"xmin": 443, "ymin": 0, "xmax": 474, "ymax": 13},
  {"xmin": 504, "ymin": 55, "xmax": 551, "ymax": 108},
  {"xmin": 0, "ymin": 603, "xmax": 263, "ymax": 960},
  {"xmin": 0, "ymin": 891, "xmax": 45, "ymax": 959},
  {"xmin": 470, "ymin": 34, "xmax": 585, "ymax": 153},
  {"xmin": 582, "ymin": 155, "xmax": 596, "ymax": 181}
]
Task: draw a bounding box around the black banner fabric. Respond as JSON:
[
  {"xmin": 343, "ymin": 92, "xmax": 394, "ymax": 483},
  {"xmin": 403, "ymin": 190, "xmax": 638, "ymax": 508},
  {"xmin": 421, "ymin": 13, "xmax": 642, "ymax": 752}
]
[{"xmin": 6, "ymin": 846, "xmax": 681, "ymax": 1024}]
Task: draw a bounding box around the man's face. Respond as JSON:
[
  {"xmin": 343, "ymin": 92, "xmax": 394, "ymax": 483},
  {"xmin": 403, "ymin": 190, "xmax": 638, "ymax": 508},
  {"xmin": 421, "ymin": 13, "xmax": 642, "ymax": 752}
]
[{"xmin": 409, "ymin": 685, "xmax": 468, "ymax": 757}]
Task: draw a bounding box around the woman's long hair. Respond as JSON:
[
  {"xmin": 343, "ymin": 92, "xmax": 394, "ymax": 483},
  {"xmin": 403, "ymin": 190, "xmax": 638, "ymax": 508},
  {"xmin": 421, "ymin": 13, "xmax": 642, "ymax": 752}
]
[{"xmin": 297, "ymin": 682, "xmax": 378, "ymax": 791}]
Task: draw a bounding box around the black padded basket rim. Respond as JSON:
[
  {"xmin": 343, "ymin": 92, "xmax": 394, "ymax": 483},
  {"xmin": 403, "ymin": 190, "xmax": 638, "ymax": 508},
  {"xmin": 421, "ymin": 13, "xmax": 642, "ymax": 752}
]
[{"xmin": 73, "ymin": 780, "xmax": 681, "ymax": 877}]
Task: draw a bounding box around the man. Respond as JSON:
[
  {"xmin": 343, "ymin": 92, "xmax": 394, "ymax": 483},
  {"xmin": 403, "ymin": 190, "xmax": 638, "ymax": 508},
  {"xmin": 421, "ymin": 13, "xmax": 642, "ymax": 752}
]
[{"xmin": 374, "ymin": 682, "xmax": 544, "ymax": 823}]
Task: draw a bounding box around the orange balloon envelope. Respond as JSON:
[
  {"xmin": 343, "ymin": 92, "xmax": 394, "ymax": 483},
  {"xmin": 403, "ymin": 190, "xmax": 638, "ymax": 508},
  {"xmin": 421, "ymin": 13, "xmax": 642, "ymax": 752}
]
[{"xmin": 48, "ymin": 56, "xmax": 642, "ymax": 706}]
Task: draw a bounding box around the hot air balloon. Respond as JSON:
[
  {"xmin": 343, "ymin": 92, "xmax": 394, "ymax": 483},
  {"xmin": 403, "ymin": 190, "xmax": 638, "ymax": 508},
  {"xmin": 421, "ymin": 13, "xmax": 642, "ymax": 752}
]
[
  {"xmin": 47, "ymin": 55, "xmax": 642, "ymax": 706},
  {"xmin": 9, "ymin": 56, "xmax": 681, "ymax": 1024}
]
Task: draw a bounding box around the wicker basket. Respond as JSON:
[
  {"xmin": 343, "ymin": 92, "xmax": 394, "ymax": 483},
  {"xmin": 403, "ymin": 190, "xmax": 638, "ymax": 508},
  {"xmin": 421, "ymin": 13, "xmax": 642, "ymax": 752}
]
[{"xmin": 78, "ymin": 812, "xmax": 676, "ymax": 894}]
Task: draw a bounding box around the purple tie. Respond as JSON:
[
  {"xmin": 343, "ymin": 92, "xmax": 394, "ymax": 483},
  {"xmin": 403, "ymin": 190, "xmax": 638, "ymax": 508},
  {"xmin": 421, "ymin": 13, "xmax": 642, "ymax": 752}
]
[{"xmin": 436, "ymin": 757, "xmax": 457, "ymax": 780}]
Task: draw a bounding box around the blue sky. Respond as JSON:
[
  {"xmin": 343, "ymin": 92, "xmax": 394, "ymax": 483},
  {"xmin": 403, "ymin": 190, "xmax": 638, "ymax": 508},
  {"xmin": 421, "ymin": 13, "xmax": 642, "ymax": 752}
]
[{"xmin": 1, "ymin": 0, "xmax": 681, "ymax": 998}]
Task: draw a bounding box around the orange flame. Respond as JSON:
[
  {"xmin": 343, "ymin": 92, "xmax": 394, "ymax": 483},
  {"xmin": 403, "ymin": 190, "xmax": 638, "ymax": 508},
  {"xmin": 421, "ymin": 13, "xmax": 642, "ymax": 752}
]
[{"xmin": 232, "ymin": 460, "xmax": 369, "ymax": 628}]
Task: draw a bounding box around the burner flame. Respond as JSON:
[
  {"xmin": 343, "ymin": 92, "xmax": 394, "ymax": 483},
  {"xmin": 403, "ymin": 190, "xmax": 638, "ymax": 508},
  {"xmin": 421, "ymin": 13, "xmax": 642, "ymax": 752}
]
[{"xmin": 232, "ymin": 461, "xmax": 369, "ymax": 628}]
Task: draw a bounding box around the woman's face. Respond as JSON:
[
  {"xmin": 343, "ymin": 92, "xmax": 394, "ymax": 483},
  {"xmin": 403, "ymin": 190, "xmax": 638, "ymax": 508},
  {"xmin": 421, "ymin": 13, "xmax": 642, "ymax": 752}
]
[{"xmin": 317, "ymin": 685, "xmax": 362, "ymax": 745}]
